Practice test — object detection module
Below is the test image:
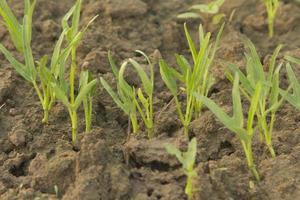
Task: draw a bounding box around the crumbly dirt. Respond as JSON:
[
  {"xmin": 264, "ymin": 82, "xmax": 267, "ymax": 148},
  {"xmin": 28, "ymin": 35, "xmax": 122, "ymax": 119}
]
[{"xmin": 0, "ymin": 0, "xmax": 300, "ymax": 199}]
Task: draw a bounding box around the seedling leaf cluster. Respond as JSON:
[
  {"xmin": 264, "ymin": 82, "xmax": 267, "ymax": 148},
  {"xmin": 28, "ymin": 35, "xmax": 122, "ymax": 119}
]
[
  {"xmin": 226, "ymin": 39, "xmax": 287, "ymax": 157},
  {"xmin": 165, "ymin": 138, "xmax": 197, "ymax": 200},
  {"xmin": 160, "ymin": 23, "xmax": 224, "ymax": 136},
  {"xmin": 0, "ymin": 0, "xmax": 97, "ymax": 143},
  {"xmin": 263, "ymin": 0, "xmax": 280, "ymax": 37},
  {"xmin": 195, "ymin": 74, "xmax": 261, "ymax": 181},
  {"xmin": 100, "ymin": 51, "xmax": 154, "ymax": 138},
  {"xmin": 0, "ymin": 1, "xmax": 299, "ymax": 197},
  {"xmin": 178, "ymin": 0, "xmax": 226, "ymax": 25}
]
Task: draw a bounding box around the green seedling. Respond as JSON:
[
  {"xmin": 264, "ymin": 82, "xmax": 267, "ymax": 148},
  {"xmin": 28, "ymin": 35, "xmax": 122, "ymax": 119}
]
[
  {"xmin": 195, "ymin": 74, "xmax": 261, "ymax": 181},
  {"xmin": 128, "ymin": 51, "xmax": 154, "ymax": 138},
  {"xmin": 165, "ymin": 138, "xmax": 197, "ymax": 200},
  {"xmin": 226, "ymin": 39, "xmax": 286, "ymax": 157},
  {"xmin": 101, "ymin": 51, "xmax": 155, "ymax": 138},
  {"xmin": 79, "ymin": 70, "xmax": 97, "ymax": 133},
  {"xmin": 178, "ymin": 0, "xmax": 225, "ymax": 25},
  {"xmin": 280, "ymin": 56, "xmax": 300, "ymax": 110},
  {"xmin": 100, "ymin": 53, "xmax": 139, "ymax": 134},
  {"xmin": 0, "ymin": 0, "xmax": 82, "ymax": 123},
  {"xmin": 263, "ymin": 0, "xmax": 280, "ymax": 38},
  {"xmin": 51, "ymin": 0, "xmax": 98, "ymax": 143},
  {"xmin": 159, "ymin": 23, "xmax": 224, "ymax": 136}
]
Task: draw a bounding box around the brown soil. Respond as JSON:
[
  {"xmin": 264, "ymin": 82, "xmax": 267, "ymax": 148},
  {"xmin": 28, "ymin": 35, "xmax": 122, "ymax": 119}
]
[{"xmin": 0, "ymin": 0, "xmax": 299, "ymax": 199}]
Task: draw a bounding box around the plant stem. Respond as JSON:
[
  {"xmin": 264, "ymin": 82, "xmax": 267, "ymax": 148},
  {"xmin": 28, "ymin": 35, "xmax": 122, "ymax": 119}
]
[
  {"xmin": 70, "ymin": 49, "xmax": 77, "ymax": 104},
  {"xmin": 70, "ymin": 109, "xmax": 78, "ymax": 143},
  {"xmin": 83, "ymin": 99, "xmax": 92, "ymax": 132},
  {"xmin": 185, "ymin": 174, "xmax": 193, "ymax": 200},
  {"xmin": 130, "ymin": 114, "xmax": 139, "ymax": 134},
  {"xmin": 268, "ymin": 18, "xmax": 274, "ymax": 38},
  {"xmin": 42, "ymin": 88, "xmax": 51, "ymax": 123},
  {"xmin": 33, "ymin": 81, "xmax": 49, "ymax": 123},
  {"xmin": 260, "ymin": 112, "xmax": 276, "ymax": 157},
  {"xmin": 42, "ymin": 109, "xmax": 49, "ymax": 123},
  {"xmin": 69, "ymin": 47, "xmax": 78, "ymax": 142},
  {"xmin": 184, "ymin": 125, "xmax": 189, "ymax": 136},
  {"xmin": 267, "ymin": 113, "xmax": 276, "ymax": 157},
  {"xmin": 242, "ymin": 140, "xmax": 260, "ymax": 181}
]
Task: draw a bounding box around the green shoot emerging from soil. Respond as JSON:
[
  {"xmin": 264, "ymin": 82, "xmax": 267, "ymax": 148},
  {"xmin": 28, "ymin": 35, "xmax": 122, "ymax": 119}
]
[
  {"xmin": 0, "ymin": 0, "xmax": 73, "ymax": 123},
  {"xmin": 263, "ymin": 0, "xmax": 280, "ymax": 37},
  {"xmin": 195, "ymin": 74, "xmax": 261, "ymax": 181},
  {"xmin": 165, "ymin": 138, "xmax": 197, "ymax": 200},
  {"xmin": 178, "ymin": 0, "xmax": 225, "ymax": 25},
  {"xmin": 79, "ymin": 70, "xmax": 97, "ymax": 133},
  {"xmin": 100, "ymin": 53, "xmax": 139, "ymax": 134},
  {"xmin": 280, "ymin": 56, "xmax": 300, "ymax": 110},
  {"xmin": 101, "ymin": 51, "xmax": 155, "ymax": 138},
  {"xmin": 51, "ymin": 0, "xmax": 98, "ymax": 143},
  {"xmin": 159, "ymin": 23, "xmax": 224, "ymax": 136},
  {"xmin": 129, "ymin": 51, "xmax": 154, "ymax": 138},
  {"xmin": 226, "ymin": 39, "xmax": 285, "ymax": 157}
]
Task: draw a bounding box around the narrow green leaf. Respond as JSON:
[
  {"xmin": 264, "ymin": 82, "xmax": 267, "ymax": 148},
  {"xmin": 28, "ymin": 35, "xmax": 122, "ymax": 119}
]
[
  {"xmin": 51, "ymin": 83, "xmax": 70, "ymax": 108},
  {"xmin": 194, "ymin": 93, "xmax": 248, "ymax": 141},
  {"xmin": 269, "ymin": 63, "xmax": 282, "ymax": 107},
  {"xmin": 286, "ymin": 63, "xmax": 300, "ymax": 98},
  {"xmin": 100, "ymin": 77, "xmax": 129, "ymax": 114},
  {"xmin": 268, "ymin": 44, "xmax": 282, "ymax": 82},
  {"xmin": 232, "ymin": 74, "xmax": 243, "ymax": 128},
  {"xmin": 159, "ymin": 59, "xmax": 178, "ymax": 96},
  {"xmin": 22, "ymin": 15, "xmax": 36, "ymax": 80},
  {"xmin": 71, "ymin": 0, "xmax": 81, "ymax": 38},
  {"xmin": 243, "ymin": 38, "xmax": 264, "ymax": 83},
  {"xmin": 108, "ymin": 51, "xmax": 119, "ymax": 78},
  {"xmin": 118, "ymin": 61, "xmax": 135, "ymax": 98},
  {"xmin": 247, "ymin": 82, "xmax": 261, "ymax": 131},
  {"xmin": 165, "ymin": 144, "xmax": 184, "ymax": 164},
  {"xmin": 51, "ymin": 29, "xmax": 66, "ymax": 77},
  {"xmin": 285, "ymin": 55, "xmax": 300, "ymax": 65},
  {"xmin": 74, "ymin": 79, "xmax": 97, "ymax": 110},
  {"xmin": 137, "ymin": 88, "xmax": 148, "ymax": 107},
  {"xmin": 128, "ymin": 58, "xmax": 152, "ymax": 95},
  {"xmin": 175, "ymin": 54, "xmax": 191, "ymax": 76},
  {"xmin": 0, "ymin": 0, "xmax": 22, "ymax": 52},
  {"xmin": 184, "ymin": 23, "xmax": 197, "ymax": 62},
  {"xmin": 177, "ymin": 12, "xmax": 201, "ymax": 19},
  {"xmin": 0, "ymin": 43, "xmax": 31, "ymax": 81}
]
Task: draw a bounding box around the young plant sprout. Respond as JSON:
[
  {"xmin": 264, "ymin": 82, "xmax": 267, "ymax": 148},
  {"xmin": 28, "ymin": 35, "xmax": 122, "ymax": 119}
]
[
  {"xmin": 51, "ymin": 0, "xmax": 98, "ymax": 143},
  {"xmin": 0, "ymin": 0, "xmax": 49, "ymax": 120},
  {"xmin": 159, "ymin": 23, "xmax": 224, "ymax": 136},
  {"xmin": 195, "ymin": 74, "xmax": 261, "ymax": 181},
  {"xmin": 0, "ymin": 0, "xmax": 83, "ymax": 123},
  {"xmin": 79, "ymin": 70, "xmax": 97, "ymax": 133},
  {"xmin": 128, "ymin": 51, "xmax": 154, "ymax": 138},
  {"xmin": 226, "ymin": 39, "xmax": 286, "ymax": 157},
  {"xmin": 280, "ymin": 56, "xmax": 300, "ymax": 110},
  {"xmin": 178, "ymin": 0, "xmax": 225, "ymax": 25},
  {"xmin": 101, "ymin": 51, "xmax": 155, "ymax": 138},
  {"xmin": 263, "ymin": 0, "xmax": 280, "ymax": 38},
  {"xmin": 100, "ymin": 52, "xmax": 139, "ymax": 134},
  {"xmin": 165, "ymin": 138, "xmax": 197, "ymax": 200}
]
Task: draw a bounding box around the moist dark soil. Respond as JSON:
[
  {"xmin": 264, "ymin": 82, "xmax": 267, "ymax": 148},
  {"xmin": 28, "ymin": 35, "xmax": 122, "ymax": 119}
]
[{"xmin": 0, "ymin": 0, "xmax": 300, "ymax": 199}]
